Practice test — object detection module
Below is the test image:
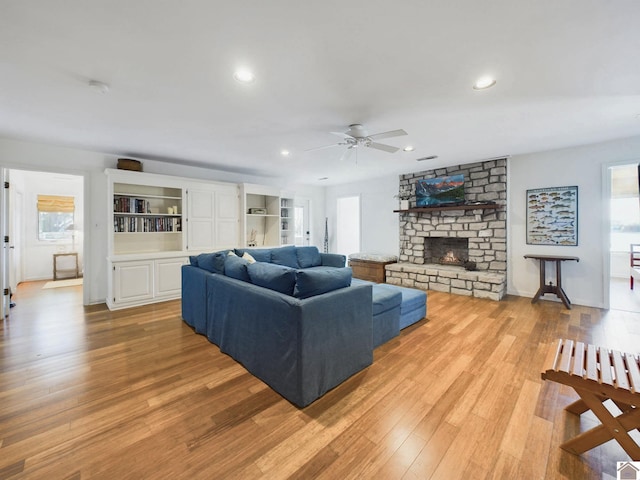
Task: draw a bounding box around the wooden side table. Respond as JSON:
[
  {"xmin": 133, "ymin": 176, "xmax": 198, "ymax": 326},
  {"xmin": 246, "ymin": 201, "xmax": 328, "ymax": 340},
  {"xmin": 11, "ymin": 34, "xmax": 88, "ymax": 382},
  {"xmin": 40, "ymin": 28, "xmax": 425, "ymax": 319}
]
[
  {"xmin": 524, "ymin": 254, "xmax": 579, "ymax": 309},
  {"xmin": 53, "ymin": 253, "xmax": 80, "ymax": 280}
]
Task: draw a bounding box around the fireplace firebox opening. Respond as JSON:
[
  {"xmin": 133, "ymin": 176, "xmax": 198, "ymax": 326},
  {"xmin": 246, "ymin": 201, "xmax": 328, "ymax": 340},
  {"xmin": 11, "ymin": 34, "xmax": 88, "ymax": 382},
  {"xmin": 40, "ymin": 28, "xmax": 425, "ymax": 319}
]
[{"xmin": 424, "ymin": 238, "xmax": 469, "ymax": 266}]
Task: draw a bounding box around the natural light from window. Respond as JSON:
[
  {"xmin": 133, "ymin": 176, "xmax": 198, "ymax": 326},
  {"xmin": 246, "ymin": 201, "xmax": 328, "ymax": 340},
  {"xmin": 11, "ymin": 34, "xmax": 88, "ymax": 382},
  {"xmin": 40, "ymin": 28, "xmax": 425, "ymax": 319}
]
[
  {"xmin": 610, "ymin": 165, "xmax": 640, "ymax": 252},
  {"xmin": 37, "ymin": 194, "xmax": 75, "ymax": 241}
]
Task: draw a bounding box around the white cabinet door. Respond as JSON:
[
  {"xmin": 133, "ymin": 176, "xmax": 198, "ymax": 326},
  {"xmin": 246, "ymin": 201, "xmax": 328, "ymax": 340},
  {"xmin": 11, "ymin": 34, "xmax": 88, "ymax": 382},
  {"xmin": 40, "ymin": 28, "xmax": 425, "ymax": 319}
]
[
  {"xmin": 187, "ymin": 188, "xmax": 215, "ymax": 251},
  {"xmin": 187, "ymin": 185, "xmax": 239, "ymax": 251},
  {"xmin": 154, "ymin": 257, "xmax": 188, "ymax": 298},
  {"xmin": 216, "ymin": 189, "xmax": 239, "ymax": 248},
  {"xmin": 113, "ymin": 260, "xmax": 153, "ymax": 304}
]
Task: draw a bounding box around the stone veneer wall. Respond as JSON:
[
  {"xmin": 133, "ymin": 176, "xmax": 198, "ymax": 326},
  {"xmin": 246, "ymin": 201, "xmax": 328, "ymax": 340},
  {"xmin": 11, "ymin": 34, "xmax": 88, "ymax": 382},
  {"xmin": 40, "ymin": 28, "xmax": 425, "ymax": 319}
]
[{"xmin": 389, "ymin": 158, "xmax": 508, "ymax": 300}]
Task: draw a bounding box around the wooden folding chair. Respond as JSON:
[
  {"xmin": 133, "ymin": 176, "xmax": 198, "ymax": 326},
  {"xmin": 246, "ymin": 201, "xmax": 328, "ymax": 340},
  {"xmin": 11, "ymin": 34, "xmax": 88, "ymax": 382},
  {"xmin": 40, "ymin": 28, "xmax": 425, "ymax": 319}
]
[{"xmin": 541, "ymin": 339, "xmax": 640, "ymax": 460}]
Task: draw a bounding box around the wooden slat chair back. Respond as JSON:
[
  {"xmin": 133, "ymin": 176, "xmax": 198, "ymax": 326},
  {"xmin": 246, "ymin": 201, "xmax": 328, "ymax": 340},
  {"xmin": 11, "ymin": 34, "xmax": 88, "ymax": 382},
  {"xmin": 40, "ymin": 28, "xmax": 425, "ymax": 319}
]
[
  {"xmin": 541, "ymin": 339, "xmax": 640, "ymax": 460},
  {"xmin": 630, "ymin": 243, "xmax": 640, "ymax": 289}
]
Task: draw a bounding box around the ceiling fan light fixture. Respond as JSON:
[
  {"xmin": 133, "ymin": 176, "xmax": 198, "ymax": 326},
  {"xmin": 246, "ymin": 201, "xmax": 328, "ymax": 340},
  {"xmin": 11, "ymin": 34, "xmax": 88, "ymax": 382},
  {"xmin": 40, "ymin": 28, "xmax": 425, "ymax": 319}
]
[
  {"xmin": 473, "ymin": 76, "xmax": 496, "ymax": 90},
  {"xmin": 403, "ymin": 145, "xmax": 415, "ymax": 152},
  {"xmin": 233, "ymin": 68, "xmax": 255, "ymax": 84},
  {"xmin": 280, "ymin": 149, "xmax": 290, "ymax": 156}
]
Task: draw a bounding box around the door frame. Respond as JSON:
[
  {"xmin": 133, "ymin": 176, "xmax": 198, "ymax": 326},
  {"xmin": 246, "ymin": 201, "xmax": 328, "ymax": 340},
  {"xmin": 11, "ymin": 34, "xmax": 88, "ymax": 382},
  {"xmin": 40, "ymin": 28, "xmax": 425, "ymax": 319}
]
[
  {"xmin": 603, "ymin": 160, "xmax": 640, "ymax": 311},
  {"xmin": 0, "ymin": 163, "xmax": 90, "ymax": 306}
]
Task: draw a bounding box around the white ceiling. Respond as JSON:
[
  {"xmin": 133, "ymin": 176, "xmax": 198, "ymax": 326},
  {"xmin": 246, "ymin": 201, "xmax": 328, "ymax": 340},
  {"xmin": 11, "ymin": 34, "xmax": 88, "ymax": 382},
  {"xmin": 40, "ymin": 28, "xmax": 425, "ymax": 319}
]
[{"xmin": 1, "ymin": 1, "xmax": 640, "ymax": 186}]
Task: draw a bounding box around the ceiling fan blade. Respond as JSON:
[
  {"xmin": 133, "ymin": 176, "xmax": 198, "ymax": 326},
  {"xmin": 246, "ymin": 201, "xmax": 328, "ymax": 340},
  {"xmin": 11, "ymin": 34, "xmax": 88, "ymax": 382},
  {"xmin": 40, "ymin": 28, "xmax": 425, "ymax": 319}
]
[
  {"xmin": 368, "ymin": 129, "xmax": 408, "ymax": 141},
  {"xmin": 330, "ymin": 131, "xmax": 356, "ymax": 140},
  {"xmin": 339, "ymin": 147, "xmax": 354, "ymax": 162},
  {"xmin": 304, "ymin": 142, "xmax": 344, "ymax": 152},
  {"xmin": 368, "ymin": 142, "xmax": 400, "ymax": 153}
]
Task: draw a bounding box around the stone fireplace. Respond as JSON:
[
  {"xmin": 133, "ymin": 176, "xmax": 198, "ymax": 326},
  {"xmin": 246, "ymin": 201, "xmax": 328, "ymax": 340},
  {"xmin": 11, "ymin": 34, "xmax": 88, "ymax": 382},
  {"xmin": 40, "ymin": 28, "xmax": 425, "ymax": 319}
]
[{"xmin": 385, "ymin": 158, "xmax": 508, "ymax": 300}]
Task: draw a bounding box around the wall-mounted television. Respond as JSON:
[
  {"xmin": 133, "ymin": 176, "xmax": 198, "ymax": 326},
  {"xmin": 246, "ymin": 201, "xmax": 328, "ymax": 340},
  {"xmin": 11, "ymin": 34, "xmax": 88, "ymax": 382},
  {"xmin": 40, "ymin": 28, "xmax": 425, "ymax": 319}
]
[{"xmin": 416, "ymin": 174, "xmax": 465, "ymax": 207}]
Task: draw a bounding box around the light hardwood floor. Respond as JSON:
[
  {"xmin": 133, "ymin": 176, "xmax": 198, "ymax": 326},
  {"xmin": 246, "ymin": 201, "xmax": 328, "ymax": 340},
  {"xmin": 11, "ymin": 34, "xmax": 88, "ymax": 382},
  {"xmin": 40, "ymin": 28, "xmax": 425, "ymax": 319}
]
[{"xmin": 1, "ymin": 282, "xmax": 639, "ymax": 479}]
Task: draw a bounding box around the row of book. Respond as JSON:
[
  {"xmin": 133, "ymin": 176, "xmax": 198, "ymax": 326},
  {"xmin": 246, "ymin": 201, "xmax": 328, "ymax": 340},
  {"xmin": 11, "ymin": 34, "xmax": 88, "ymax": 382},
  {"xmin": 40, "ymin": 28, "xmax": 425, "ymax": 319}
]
[
  {"xmin": 114, "ymin": 216, "xmax": 182, "ymax": 233},
  {"xmin": 114, "ymin": 197, "xmax": 151, "ymax": 214}
]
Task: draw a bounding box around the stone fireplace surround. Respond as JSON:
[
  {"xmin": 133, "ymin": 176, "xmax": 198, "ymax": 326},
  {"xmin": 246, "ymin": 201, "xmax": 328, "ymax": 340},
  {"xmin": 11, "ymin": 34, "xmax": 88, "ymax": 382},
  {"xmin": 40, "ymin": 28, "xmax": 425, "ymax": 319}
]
[{"xmin": 386, "ymin": 158, "xmax": 507, "ymax": 301}]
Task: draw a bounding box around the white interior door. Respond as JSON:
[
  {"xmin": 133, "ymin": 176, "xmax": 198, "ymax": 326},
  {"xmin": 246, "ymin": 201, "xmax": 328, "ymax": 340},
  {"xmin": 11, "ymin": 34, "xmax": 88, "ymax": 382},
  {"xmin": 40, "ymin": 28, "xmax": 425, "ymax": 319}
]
[{"xmin": 1, "ymin": 168, "xmax": 10, "ymax": 317}]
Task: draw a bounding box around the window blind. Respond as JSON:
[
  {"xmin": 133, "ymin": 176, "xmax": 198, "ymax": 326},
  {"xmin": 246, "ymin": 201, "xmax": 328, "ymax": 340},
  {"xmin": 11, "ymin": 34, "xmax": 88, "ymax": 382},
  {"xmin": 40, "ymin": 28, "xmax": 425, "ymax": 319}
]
[{"xmin": 37, "ymin": 195, "xmax": 75, "ymax": 213}]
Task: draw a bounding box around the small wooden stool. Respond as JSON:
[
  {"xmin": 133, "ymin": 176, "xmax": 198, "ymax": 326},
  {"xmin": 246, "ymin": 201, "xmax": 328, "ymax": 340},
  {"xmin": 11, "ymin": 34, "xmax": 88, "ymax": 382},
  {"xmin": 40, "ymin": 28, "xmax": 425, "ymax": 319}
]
[{"xmin": 541, "ymin": 339, "xmax": 640, "ymax": 460}]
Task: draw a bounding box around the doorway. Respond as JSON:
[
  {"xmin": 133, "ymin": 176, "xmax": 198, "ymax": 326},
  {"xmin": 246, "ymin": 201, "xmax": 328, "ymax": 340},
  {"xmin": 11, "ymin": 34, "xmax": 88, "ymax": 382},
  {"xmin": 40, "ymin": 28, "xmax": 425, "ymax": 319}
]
[
  {"xmin": 294, "ymin": 198, "xmax": 311, "ymax": 246},
  {"xmin": 2, "ymin": 169, "xmax": 84, "ymax": 315},
  {"xmin": 608, "ymin": 163, "xmax": 640, "ymax": 312},
  {"xmin": 336, "ymin": 195, "xmax": 361, "ymax": 257}
]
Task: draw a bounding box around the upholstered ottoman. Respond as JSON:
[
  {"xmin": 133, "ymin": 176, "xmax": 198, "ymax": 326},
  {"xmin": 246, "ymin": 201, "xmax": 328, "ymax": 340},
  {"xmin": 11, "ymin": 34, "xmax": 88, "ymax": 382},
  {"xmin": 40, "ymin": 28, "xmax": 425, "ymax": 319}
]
[
  {"xmin": 352, "ymin": 278, "xmax": 401, "ymax": 347},
  {"xmin": 377, "ymin": 284, "xmax": 427, "ymax": 329}
]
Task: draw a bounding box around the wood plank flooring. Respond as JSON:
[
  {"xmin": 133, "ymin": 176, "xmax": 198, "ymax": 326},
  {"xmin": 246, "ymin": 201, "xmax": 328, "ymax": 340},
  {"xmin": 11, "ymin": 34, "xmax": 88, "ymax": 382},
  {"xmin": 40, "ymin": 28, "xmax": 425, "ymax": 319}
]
[{"xmin": 1, "ymin": 281, "xmax": 639, "ymax": 479}]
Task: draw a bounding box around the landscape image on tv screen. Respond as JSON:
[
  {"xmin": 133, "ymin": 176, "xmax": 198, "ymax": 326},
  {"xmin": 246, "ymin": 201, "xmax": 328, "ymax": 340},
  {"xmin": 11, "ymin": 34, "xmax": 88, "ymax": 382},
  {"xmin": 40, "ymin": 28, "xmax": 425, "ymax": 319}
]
[{"xmin": 416, "ymin": 174, "xmax": 465, "ymax": 206}]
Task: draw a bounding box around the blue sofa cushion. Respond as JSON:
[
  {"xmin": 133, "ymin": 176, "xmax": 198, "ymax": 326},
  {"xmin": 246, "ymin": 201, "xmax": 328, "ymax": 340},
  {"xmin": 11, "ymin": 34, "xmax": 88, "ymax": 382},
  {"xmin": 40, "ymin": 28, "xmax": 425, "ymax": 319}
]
[
  {"xmin": 224, "ymin": 254, "xmax": 250, "ymax": 282},
  {"xmin": 294, "ymin": 267, "xmax": 352, "ymax": 299},
  {"xmin": 247, "ymin": 262, "xmax": 297, "ymax": 295},
  {"xmin": 235, "ymin": 248, "xmax": 271, "ymax": 263},
  {"xmin": 189, "ymin": 255, "xmax": 199, "ymax": 266},
  {"xmin": 271, "ymin": 245, "xmax": 300, "ymax": 269},
  {"xmin": 296, "ymin": 246, "xmax": 322, "ymax": 268},
  {"xmin": 197, "ymin": 250, "xmax": 228, "ymax": 274},
  {"xmin": 371, "ymin": 285, "xmax": 402, "ymax": 315}
]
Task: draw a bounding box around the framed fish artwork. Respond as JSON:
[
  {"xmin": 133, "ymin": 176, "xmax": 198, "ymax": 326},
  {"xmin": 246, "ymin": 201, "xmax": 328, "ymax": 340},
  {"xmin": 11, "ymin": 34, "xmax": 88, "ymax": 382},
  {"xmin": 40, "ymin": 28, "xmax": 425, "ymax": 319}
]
[{"xmin": 526, "ymin": 186, "xmax": 578, "ymax": 246}]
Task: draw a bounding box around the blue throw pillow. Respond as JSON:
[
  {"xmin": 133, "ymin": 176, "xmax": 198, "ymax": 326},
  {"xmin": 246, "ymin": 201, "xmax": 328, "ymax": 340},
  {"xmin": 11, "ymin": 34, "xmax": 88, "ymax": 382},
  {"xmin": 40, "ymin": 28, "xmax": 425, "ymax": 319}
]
[
  {"xmin": 293, "ymin": 267, "xmax": 352, "ymax": 299},
  {"xmin": 224, "ymin": 254, "xmax": 250, "ymax": 282},
  {"xmin": 234, "ymin": 248, "xmax": 271, "ymax": 263},
  {"xmin": 197, "ymin": 250, "xmax": 228, "ymax": 274},
  {"xmin": 247, "ymin": 262, "xmax": 297, "ymax": 296},
  {"xmin": 189, "ymin": 255, "xmax": 199, "ymax": 267},
  {"xmin": 296, "ymin": 246, "xmax": 322, "ymax": 268},
  {"xmin": 271, "ymin": 245, "xmax": 300, "ymax": 269}
]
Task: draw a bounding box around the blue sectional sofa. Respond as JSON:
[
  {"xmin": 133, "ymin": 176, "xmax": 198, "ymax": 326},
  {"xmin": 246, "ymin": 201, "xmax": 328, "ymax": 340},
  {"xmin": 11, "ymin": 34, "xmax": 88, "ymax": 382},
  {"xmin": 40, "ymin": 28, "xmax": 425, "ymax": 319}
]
[{"xmin": 181, "ymin": 245, "xmax": 426, "ymax": 407}]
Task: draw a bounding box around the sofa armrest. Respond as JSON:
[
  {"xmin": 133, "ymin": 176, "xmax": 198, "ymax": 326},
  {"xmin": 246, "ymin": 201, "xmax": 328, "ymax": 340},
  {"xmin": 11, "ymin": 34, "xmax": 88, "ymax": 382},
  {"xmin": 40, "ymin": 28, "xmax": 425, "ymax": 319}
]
[
  {"xmin": 181, "ymin": 265, "xmax": 212, "ymax": 334},
  {"xmin": 320, "ymin": 253, "xmax": 346, "ymax": 267}
]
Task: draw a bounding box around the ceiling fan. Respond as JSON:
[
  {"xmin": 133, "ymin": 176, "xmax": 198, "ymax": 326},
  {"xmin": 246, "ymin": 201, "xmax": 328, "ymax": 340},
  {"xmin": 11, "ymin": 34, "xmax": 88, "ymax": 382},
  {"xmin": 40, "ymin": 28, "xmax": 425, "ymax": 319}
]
[{"xmin": 307, "ymin": 124, "xmax": 408, "ymax": 162}]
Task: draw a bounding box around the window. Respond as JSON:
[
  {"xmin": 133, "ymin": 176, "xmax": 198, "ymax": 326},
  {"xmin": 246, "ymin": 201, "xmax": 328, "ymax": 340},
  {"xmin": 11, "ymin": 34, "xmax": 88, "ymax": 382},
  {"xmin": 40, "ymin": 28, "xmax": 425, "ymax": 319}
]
[
  {"xmin": 37, "ymin": 194, "xmax": 75, "ymax": 241},
  {"xmin": 610, "ymin": 164, "xmax": 640, "ymax": 251}
]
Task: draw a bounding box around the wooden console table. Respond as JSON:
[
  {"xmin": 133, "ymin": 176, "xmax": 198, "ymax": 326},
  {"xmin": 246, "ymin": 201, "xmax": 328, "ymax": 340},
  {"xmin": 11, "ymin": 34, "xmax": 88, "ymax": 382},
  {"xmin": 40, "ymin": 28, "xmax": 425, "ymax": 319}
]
[{"xmin": 524, "ymin": 254, "xmax": 579, "ymax": 309}]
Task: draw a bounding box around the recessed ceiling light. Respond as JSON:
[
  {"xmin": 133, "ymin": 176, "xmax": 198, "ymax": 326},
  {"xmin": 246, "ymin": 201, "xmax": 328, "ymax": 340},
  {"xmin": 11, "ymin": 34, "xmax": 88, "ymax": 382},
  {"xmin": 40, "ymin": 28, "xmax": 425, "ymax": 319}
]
[
  {"xmin": 417, "ymin": 155, "xmax": 438, "ymax": 161},
  {"xmin": 233, "ymin": 68, "xmax": 255, "ymax": 84},
  {"xmin": 403, "ymin": 146, "xmax": 415, "ymax": 152},
  {"xmin": 473, "ymin": 76, "xmax": 496, "ymax": 90},
  {"xmin": 88, "ymin": 79, "xmax": 109, "ymax": 94},
  {"xmin": 281, "ymin": 149, "xmax": 290, "ymax": 156}
]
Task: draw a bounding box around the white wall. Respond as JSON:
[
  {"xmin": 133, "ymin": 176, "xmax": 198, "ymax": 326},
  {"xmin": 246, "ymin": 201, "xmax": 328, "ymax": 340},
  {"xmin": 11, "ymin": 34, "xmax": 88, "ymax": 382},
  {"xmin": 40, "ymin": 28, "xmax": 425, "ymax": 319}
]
[
  {"xmin": 0, "ymin": 137, "xmax": 325, "ymax": 305},
  {"xmin": 508, "ymin": 135, "xmax": 640, "ymax": 308},
  {"xmin": 325, "ymin": 175, "xmax": 399, "ymax": 256},
  {"xmin": 10, "ymin": 170, "xmax": 84, "ymax": 281},
  {"xmin": 5, "ymin": 133, "xmax": 640, "ymax": 308}
]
